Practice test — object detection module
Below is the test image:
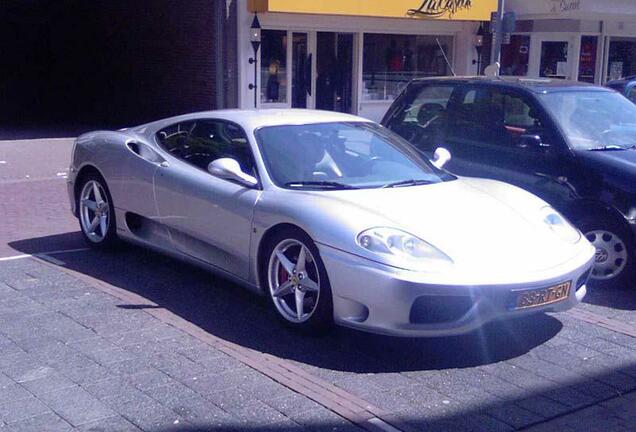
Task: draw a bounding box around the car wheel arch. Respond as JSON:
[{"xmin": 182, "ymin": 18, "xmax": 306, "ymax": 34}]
[
  {"xmin": 74, "ymin": 164, "xmax": 108, "ymax": 215},
  {"xmin": 256, "ymin": 223, "xmax": 316, "ymax": 292}
]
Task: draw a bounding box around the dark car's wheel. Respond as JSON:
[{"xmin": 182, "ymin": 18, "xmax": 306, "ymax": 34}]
[
  {"xmin": 263, "ymin": 228, "xmax": 333, "ymax": 332},
  {"xmin": 579, "ymin": 217, "xmax": 634, "ymax": 289},
  {"xmin": 77, "ymin": 173, "xmax": 119, "ymax": 249}
]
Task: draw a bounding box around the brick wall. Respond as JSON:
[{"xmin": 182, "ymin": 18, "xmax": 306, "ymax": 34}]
[{"xmin": 1, "ymin": 0, "xmax": 236, "ymax": 130}]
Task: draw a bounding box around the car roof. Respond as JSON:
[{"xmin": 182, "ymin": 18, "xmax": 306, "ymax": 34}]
[
  {"xmin": 133, "ymin": 109, "xmax": 371, "ymax": 136},
  {"xmin": 606, "ymin": 75, "xmax": 636, "ymax": 86},
  {"xmin": 408, "ymin": 76, "xmax": 613, "ymax": 94}
]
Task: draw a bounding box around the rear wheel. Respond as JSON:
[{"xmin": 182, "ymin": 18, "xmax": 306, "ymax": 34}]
[
  {"xmin": 579, "ymin": 217, "xmax": 634, "ymax": 289},
  {"xmin": 77, "ymin": 173, "xmax": 119, "ymax": 248},
  {"xmin": 263, "ymin": 228, "xmax": 333, "ymax": 332}
]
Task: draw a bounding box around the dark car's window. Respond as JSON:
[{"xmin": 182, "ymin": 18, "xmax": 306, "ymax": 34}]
[
  {"xmin": 255, "ymin": 121, "xmax": 453, "ymax": 189},
  {"xmin": 385, "ymin": 84, "xmax": 457, "ymax": 151},
  {"xmin": 448, "ymin": 87, "xmax": 548, "ymax": 148},
  {"xmin": 156, "ymin": 120, "xmax": 256, "ymax": 176},
  {"xmin": 539, "ymin": 90, "xmax": 636, "ymax": 150}
]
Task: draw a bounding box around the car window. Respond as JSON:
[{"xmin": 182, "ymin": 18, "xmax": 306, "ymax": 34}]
[
  {"xmin": 256, "ymin": 122, "xmax": 453, "ymax": 189},
  {"xmin": 629, "ymin": 86, "xmax": 636, "ymax": 104},
  {"xmin": 156, "ymin": 120, "xmax": 256, "ymax": 176},
  {"xmin": 449, "ymin": 87, "xmax": 546, "ymax": 148},
  {"xmin": 385, "ymin": 84, "xmax": 456, "ymax": 152}
]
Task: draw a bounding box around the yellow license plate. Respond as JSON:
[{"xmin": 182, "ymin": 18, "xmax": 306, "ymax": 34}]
[{"xmin": 514, "ymin": 281, "xmax": 571, "ymax": 310}]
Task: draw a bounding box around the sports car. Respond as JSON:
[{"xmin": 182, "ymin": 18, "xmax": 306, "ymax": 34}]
[{"xmin": 67, "ymin": 109, "xmax": 595, "ymax": 336}]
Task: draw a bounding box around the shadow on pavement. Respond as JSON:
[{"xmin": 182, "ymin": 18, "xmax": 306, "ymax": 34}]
[
  {"xmin": 11, "ymin": 232, "xmax": 564, "ymax": 373},
  {"xmin": 583, "ymin": 285, "xmax": 636, "ymax": 311}
]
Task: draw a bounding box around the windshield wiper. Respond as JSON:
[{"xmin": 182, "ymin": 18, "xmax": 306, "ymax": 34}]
[
  {"xmin": 588, "ymin": 145, "xmax": 627, "ymax": 151},
  {"xmin": 381, "ymin": 179, "xmax": 434, "ymax": 188},
  {"xmin": 284, "ymin": 181, "xmax": 358, "ymax": 190}
]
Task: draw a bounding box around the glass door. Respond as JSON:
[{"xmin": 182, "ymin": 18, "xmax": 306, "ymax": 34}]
[
  {"xmin": 291, "ymin": 32, "xmax": 312, "ymax": 108},
  {"xmin": 316, "ymin": 32, "xmax": 354, "ymax": 113},
  {"xmin": 529, "ymin": 34, "xmax": 574, "ymax": 80}
]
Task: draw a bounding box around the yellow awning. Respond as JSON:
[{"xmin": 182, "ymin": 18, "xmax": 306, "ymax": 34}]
[{"xmin": 248, "ymin": 0, "xmax": 497, "ymax": 21}]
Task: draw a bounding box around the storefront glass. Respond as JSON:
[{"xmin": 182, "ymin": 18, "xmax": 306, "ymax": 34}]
[
  {"xmin": 260, "ymin": 30, "xmax": 288, "ymax": 104},
  {"xmin": 607, "ymin": 37, "xmax": 636, "ymax": 81},
  {"xmin": 539, "ymin": 41, "xmax": 568, "ymax": 79},
  {"xmin": 578, "ymin": 36, "xmax": 598, "ymax": 83},
  {"xmin": 500, "ymin": 35, "xmax": 530, "ymax": 76},
  {"xmin": 362, "ymin": 34, "xmax": 453, "ymax": 101}
]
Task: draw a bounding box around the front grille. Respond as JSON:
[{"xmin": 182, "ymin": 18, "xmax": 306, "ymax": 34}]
[{"xmin": 409, "ymin": 295, "xmax": 474, "ymax": 324}]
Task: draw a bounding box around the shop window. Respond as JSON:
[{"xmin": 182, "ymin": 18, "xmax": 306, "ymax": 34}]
[
  {"xmin": 260, "ymin": 30, "xmax": 288, "ymax": 104},
  {"xmin": 578, "ymin": 36, "xmax": 598, "ymax": 83},
  {"xmin": 607, "ymin": 37, "xmax": 636, "ymax": 81},
  {"xmin": 540, "ymin": 41, "xmax": 568, "ymax": 79},
  {"xmin": 362, "ymin": 34, "xmax": 453, "ymax": 101},
  {"xmin": 500, "ymin": 35, "xmax": 530, "ymax": 77}
]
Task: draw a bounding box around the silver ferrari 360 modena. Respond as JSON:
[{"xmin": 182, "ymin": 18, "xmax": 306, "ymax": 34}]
[{"xmin": 67, "ymin": 109, "xmax": 595, "ymax": 337}]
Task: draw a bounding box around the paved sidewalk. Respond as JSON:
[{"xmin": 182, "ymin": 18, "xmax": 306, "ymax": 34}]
[{"xmin": 0, "ymin": 257, "xmax": 359, "ymax": 431}]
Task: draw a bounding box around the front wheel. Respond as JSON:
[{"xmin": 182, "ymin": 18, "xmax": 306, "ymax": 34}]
[
  {"xmin": 579, "ymin": 217, "xmax": 634, "ymax": 289},
  {"xmin": 77, "ymin": 174, "xmax": 119, "ymax": 249},
  {"xmin": 263, "ymin": 229, "xmax": 333, "ymax": 332}
]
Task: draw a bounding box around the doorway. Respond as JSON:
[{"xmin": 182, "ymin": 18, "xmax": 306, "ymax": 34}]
[
  {"xmin": 315, "ymin": 32, "xmax": 354, "ymax": 113},
  {"xmin": 529, "ymin": 34, "xmax": 575, "ymax": 80}
]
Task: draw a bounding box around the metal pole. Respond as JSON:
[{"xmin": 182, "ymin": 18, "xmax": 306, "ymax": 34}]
[
  {"xmin": 253, "ymin": 54, "xmax": 258, "ymax": 108},
  {"xmin": 490, "ymin": 0, "xmax": 505, "ymax": 66}
]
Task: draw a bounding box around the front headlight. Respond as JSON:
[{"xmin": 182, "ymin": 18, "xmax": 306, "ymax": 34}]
[
  {"xmin": 356, "ymin": 227, "xmax": 452, "ymax": 271},
  {"xmin": 540, "ymin": 207, "xmax": 581, "ymax": 244}
]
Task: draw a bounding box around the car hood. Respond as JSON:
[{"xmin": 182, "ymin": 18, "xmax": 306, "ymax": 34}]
[
  {"xmin": 575, "ymin": 148, "xmax": 636, "ymax": 171},
  {"xmin": 274, "ymin": 178, "xmax": 590, "ymax": 277}
]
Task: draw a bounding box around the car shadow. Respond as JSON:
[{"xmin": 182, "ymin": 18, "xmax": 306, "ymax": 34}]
[
  {"xmin": 582, "ymin": 284, "xmax": 636, "ymax": 311},
  {"xmin": 11, "ymin": 233, "xmax": 570, "ymax": 373}
]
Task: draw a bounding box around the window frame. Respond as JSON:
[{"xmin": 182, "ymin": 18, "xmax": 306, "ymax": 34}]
[{"xmin": 154, "ymin": 118, "xmax": 262, "ymax": 188}]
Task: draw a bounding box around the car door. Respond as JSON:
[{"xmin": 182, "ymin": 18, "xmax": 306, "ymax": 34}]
[
  {"xmin": 153, "ymin": 119, "xmax": 261, "ymax": 280},
  {"xmin": 444, "ymin": 85, "xmax": 575, "ymax": 205}
]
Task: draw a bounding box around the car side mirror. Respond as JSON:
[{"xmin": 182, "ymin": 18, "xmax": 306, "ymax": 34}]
[
  {"xmin": 207, "ymin": 158, "xmax": 258, "ymax": 187},
  {"xmin": 518, "ymin": 134, "xmax": 549, "ymax": 150},
  {"xmin": 432, "ymin": 147, "xmax": 451, "ymax": 169}
]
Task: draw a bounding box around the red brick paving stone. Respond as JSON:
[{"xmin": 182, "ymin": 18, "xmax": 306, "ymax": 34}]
[{"xmin": 567, "ymin": 308, "xmax": 636, "ymax": 339}]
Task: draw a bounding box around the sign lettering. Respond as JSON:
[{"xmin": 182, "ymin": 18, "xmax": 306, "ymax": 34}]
[{"xmin": 407, "ymin": 0, "xmax": 473, "ymax": 18}]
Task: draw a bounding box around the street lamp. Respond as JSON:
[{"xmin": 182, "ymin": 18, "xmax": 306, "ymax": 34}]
[
  {"xmin": 473, "ymin": 23, "xmax": 485, "ymax": 75},
  {"xmin": 248, "ymin": 14, "xmax": 261, "ymax": 108}
]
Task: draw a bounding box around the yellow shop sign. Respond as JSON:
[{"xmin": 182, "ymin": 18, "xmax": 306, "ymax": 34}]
[{"xmin": 248, "ymin": 0, "xmax": 497, "ymax": 21}]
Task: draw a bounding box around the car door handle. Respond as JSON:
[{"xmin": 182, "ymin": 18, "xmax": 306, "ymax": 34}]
[{"xmin": 126, "ymin": 140, "xmax": 167, "ymax": 166}]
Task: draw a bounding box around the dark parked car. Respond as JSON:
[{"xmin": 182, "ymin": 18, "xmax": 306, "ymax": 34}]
[
  {"xmin": 607, "ymin": 75, "xmax": 636, "ymax": 104},
  {"xmin": 382, "ymin": 76, "xmax": 636, "ymax": 288}
]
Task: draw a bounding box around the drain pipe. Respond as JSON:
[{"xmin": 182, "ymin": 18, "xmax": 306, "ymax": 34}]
[{"xmin": 213, "ymin": 0, "xmax": 225, "ymax": 109}]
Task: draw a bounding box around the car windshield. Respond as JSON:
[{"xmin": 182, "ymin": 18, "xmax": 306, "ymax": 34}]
[
  {"xmin": 540, "ymin": 91, "xmax": 636, "ymax": 150},
  {"xmin": 255, "ymin": 122, "xmax": 453, "ymax": 189}
]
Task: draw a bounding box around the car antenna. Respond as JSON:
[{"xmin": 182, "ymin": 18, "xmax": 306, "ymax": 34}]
[{"xmin": 436, "ymin": 37, "xmax": 456, "ymax": 76}]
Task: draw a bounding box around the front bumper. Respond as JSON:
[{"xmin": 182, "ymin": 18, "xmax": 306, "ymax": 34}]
[{"xmin": 319, "ymin": 244, "xmax": 594, "ymax": 337}]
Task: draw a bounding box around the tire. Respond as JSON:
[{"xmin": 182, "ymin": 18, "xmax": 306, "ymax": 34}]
[
  {"xmin": 77, "ymin": 173, "xmax": 119, "ymax": 249},
  {"xmin": 578, "ymin": 216, "xmax": 634, "ymax": 289},
  {"xmin": 261, "ymin": 227, "xmax": 333, "ymax": 333}
]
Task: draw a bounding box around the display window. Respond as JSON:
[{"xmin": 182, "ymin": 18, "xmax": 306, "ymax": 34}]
[{"xmin": 362, "ymin": 33, "xmax": 454, "ymax": 101}]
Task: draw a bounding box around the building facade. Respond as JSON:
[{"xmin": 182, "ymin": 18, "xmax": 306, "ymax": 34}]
[
  {"xmin": 236, "ymin": 0, "xmax": 497, "ymax": 121},
  {"xmin": 501, "ymin": 0, "xmax": 636, "ymax": 84}
]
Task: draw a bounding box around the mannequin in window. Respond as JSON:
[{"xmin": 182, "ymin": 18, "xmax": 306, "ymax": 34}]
[{"xmin": 266, "ymin": 60, "xmax": 280, "ymax": 102}]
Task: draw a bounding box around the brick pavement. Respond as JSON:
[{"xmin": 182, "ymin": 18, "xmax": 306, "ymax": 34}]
[{"xmin": 1, "ymin": 137, "xmax": 636, "ymax": 431}]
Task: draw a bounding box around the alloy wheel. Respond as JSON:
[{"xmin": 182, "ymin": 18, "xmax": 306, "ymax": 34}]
[
  {"xmin": 79, "ymin": 180, "xmax": 110, "ymax": 243},
  {"xmin": 267, "ymin": 239, "xmax": 321, "ymax": 323},
  {"xmin": 585, "ymin": 229, "xmax": 628, "ymax": 281}
]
